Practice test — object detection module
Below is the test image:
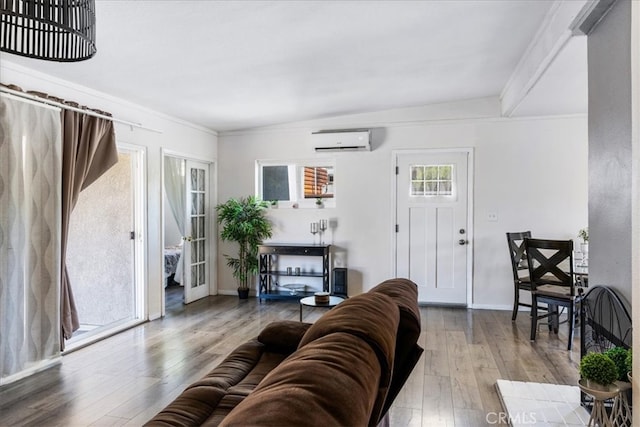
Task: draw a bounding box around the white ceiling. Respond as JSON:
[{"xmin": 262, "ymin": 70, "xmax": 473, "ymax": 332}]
[{"xmin": 2, "ymin": 0, "xmax": 587, "ymax": 132}]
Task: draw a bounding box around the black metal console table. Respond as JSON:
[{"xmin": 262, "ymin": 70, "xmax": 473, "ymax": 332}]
[{"xmin": 258, "ymin": 244, "xmax": 331, "ymax": 301}]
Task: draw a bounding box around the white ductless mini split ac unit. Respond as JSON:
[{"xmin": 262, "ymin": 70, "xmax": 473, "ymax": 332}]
[{"xmin": 311, "ymin": 129, "xmax": 371, "ymax": 152}]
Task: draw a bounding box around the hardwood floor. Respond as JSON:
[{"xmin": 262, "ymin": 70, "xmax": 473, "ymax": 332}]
[{"xmin": 0, "ymin": 296, "xmax": 580, "ymax": 426}]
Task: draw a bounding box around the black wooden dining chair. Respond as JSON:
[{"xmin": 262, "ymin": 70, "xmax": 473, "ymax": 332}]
[
  {"xmin": 506, "ymin": 231, "xmax": 536, "ymax": 321},
  {"xmin": 525, "ymin": 238, "xmax": 583, "ymax": 350}
]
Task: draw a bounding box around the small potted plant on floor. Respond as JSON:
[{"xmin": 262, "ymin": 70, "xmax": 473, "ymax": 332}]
[
  {"xmin": 217, "ymin": 196, "xmax": 273, "ymax": 299},
  {"xmin": 579, "ymin": 352, "xmax": 618, "ymax": 391}
]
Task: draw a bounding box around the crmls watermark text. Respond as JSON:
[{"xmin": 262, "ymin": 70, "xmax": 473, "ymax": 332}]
[{"xmin": 486, "ymin": 411, "xmax": 537, "ymax": 425}]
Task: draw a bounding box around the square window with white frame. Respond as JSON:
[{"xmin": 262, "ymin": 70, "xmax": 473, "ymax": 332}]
[{"xmin": 410, "ymin": 164, "xmax": 454, "ymax": 197}]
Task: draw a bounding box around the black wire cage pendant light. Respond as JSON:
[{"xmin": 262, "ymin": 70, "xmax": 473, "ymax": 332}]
[{"xmin": 0, "ymin": 0, "xmax": 96, "ymax": 62}]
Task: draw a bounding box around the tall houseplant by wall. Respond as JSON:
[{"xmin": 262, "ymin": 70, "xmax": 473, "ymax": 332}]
[{"xmin": 217, "ymin": 196, "xmax": 272, "ymax": 299}]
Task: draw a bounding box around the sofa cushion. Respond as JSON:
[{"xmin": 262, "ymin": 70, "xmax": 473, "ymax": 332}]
[
  {"xmin": 200, "ymin": 393, "xmax": 246, "ymax": 427},
  {"xmin": 145, "ymin": 333, "xmax": 296, "ymax": 426},
  {"xmin": 298, "ymin": 292, "xmax": 399, "ymax": 379},
  {"xmin": 257, "ymin": 320, "xmax": 311, "ymax": 354},
  {"xmin": 220, "ymin": 332, "xmax": 387, "ymax": 427},
  {"xmin": 147, "ymin": 385, "xmax": 228, "ymax": 426},
  {"xmin": 297, "ymin": 291, "xmax": 400, "ymax": 425}
]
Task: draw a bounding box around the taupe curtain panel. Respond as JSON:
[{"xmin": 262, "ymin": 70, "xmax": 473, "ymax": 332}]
[
  {"xmin": 59, "ymin": 101, "xmax": 118, "ymax": 343},
  {"xmin": 2, "ymin": 85, "xmax": 118, "ymax": 348}
]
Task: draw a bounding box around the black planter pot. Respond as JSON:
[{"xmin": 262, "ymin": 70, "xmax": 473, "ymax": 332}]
[{"xmin": 237, "ymin": 288, "xmax": 249, "ymax": 299}]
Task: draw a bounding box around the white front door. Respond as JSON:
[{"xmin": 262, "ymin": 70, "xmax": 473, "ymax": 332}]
[
  {"xmin": 183, "ymin": 160, "xmax": 210, "ymax": 303},
  {"xmin": 395, "ymin": 150, "xmax": 470, "ymax": 305}
]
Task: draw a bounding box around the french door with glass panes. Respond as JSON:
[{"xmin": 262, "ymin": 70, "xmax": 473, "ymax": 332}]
[{"xmin": 183, "ymin": 160, "xmax": 210, "ymax": 303}]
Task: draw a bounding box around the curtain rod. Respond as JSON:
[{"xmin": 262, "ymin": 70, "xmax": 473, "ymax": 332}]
[{"xmin": 0, "ymin": 86, "xmax": 163, "ymax": 134}]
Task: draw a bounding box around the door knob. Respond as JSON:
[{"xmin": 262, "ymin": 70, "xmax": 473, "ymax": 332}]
[{"xmin": 458, "ymin": 239, "xmax": 468, "ymax": 245}]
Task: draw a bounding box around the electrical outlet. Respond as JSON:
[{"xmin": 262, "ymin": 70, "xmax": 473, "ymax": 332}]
[{"xmin": 488, "ymin": 212, "xmax": 498, "ymax": 222}]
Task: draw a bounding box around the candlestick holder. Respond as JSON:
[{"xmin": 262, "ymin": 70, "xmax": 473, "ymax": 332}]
[{"xmin": 319, "ymin": 219, "xmax": 328, "ymax": 244}]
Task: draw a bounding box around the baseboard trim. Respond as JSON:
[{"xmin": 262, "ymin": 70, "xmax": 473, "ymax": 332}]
[
  {"xmin": 469, "ymin": 303, "xmax": 513, "ymax": 311},
  {"xmin": 216, "ymin": 290, "xmax": 257, "ymax": 297}
]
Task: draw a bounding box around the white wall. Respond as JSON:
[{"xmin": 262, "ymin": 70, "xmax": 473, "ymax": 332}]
[
  {"xmin": 0, "ymin": 58, "xmax": 589, "ymax": 313},
  {"xmin": 583, "ymin": 0, "xmax": 637, "ymax": 410},
  {"xmin": 587, "ymin": 0, "xmax": 632, "ymax": 303},
  {"xmin": 1, "ymin": 59, "xmax": 218, "ymax": 320},
  {"xmin": 632, "ymin": 0, "xmax": 640, "ymax": 413},
  {"xmin": 219, "ymin": 98, "xmax": 588, "ymax": 308}
]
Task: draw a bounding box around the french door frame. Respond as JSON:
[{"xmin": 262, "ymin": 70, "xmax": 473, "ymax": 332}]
[
  {"xmin": 161, "ymin": 150, "xmax": 217, "ymax": 315},
  {"xmin": 391, "ymin": 148, "xmax": 475, "ymax": 306},
  {"xmin": 124, "ymin": 143, "xmax": 147, "ymax": 323},
  {"xmin": 65, "ymin": 142, "xmax": 147, "ymax": 352}
]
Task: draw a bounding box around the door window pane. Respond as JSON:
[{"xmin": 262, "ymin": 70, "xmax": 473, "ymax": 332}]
[
  {"xmin": 197, "ymin": 169, "xmax": 205, "ymax": 191},
  {"xmin": 191, "ymin": 168, "xmax": 198, "ymax": 192},
  {"xmin": 410, "ymin": 164, "xmax": 454, "ymax": 196},
  {"xmin": 198, "ymin": 241, "xmax": 205, "ymax": 262},
  {"xmin": 191, "ymin": 240, "xmax": 198, "ymax": 263},
  {"xmin": 191, "ymin": 217, "xmax": 198, "ymax": 238},
  {"xmin": 198, "ymin": 217, "xmax": 205, "ymax": 238},
  {"xmin": 191, "ymin": 264, "xmax": 198, "ymax": 288}
]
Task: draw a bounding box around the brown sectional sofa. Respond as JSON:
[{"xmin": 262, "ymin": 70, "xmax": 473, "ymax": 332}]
[{"xmin": 146, "ymin": 278, "xmax": 422, "ymax": 426}]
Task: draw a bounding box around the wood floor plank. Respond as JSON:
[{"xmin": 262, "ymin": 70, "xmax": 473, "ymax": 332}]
[
  {"xmin": 0, "ymin": 296, "xmax": 582, "ymax": 427},
  {"xmin": 387, "ymin": 407, "xmax": 422, "ymax": 427},
  {"xmin": 61, "ymin": 376, "xmax": 160, "ymax": 426},
  {"xmin": 473, "ymin": 367, "xmax": 505, "ymax": 414},
  {"xmin": 453, "ymin": 407, "xmax": 491, "ymax": 427},
  {"xmin": 423, "ymin": 348, "xmax": 450, "ymax": 377},
  {"xmin": 90, "ymin": 415, "xmax": 129, "ymax": 427},
  {"xmin": 106, "ymin": 351, "xmax": 223, "ymax": 420},
  {"xmin": 468, "ymin": 343, "xmax": 499, "ymax": 370},
  {"xmin": 421, "ymin": 374, "xmax": 455, "ymax": 427},
  {"xmin": 446, "ymin": 330, "xmax": 484, "ymax": 411}
]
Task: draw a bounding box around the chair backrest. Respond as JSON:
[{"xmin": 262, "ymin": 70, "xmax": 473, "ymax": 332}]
[
  {"xmin": 506, "ymin": 231, "xmax": 532, "ymax": 282},
  {"xmin": 524, "ymin": 238, "xmax": 575, "ymax": 295}
]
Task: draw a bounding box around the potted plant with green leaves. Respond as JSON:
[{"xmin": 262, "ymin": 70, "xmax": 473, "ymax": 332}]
[
  {"xmin": 216, "ymin": 196, "xmax": 273, "ymax": 299},
  {"xmin": 579, "ymin": 352, "xmax": 618, "ymax": 391},
  {"xmin": 604, "ymin": 347, "xmax": 631, "ymax": 383}
]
